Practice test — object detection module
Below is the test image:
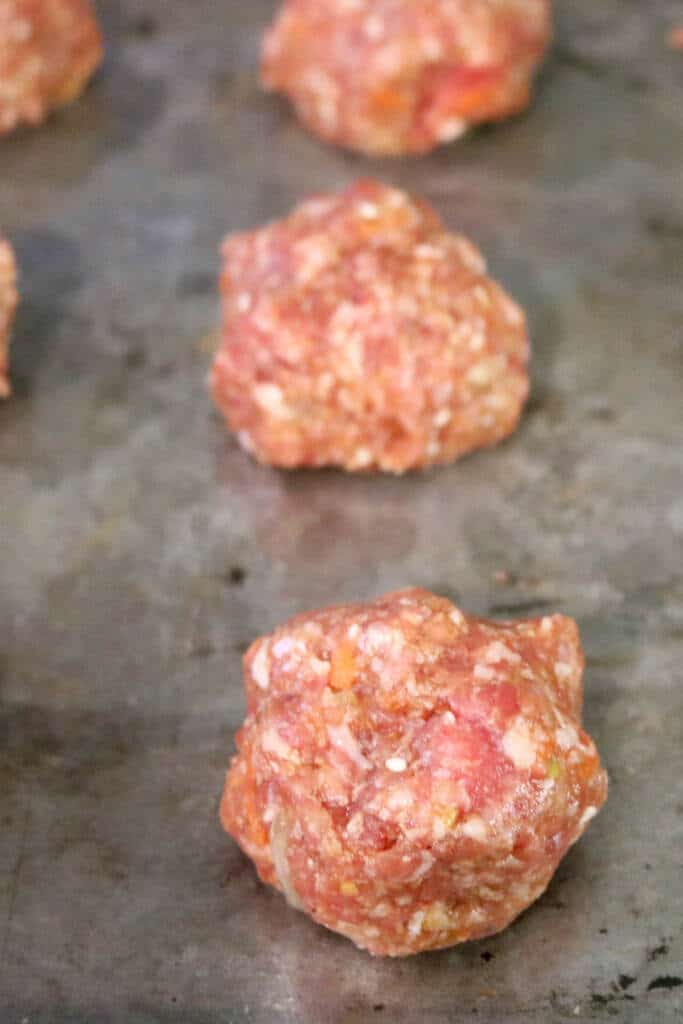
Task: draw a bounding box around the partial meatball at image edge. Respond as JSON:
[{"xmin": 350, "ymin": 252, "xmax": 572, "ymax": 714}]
[
  {"xmin": 261, "ymin": 0, "xmax": 553, "ymax": 155},
  {"xmin": 0, "ymin": 238, "xmax": 18, "ymax": 398},
  {"xmin": 211, "ymin": 179, "xmax": 530, "ymax": 475},
  {"xmin": 0, "ymin": 0, "xmax": 103, "ymax": 136},
  {"xmin": 220, "ymin": 588, "xmax": 608, "ymax": 957}
]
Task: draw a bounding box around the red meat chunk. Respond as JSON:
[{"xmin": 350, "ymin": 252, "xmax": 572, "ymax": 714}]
[
  {"xmin": 0, "ymin": 0, "xmax": 102, "ymax": 135},
  {"xmin": 262, "ymin": 0, "xmax": 552, "ymax": 155},
  {"xmin": 220, "ymin": 588, "xmax": 607, "ymax": 956},
  {"xmin": 211, "ymin": 180, "xmax": 529, "ymax": 474}
]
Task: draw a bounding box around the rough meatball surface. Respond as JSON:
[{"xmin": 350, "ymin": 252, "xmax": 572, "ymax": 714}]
[
  {"xmin": 0, "ymin": 0, "xmax": 103, "ymax": 135},
  {"xmin": 220, "ymin": 588, "xmax": 607, "ymax": 957},
  {"xmin": 0, "ymin": 239, "xmax": 17, "ymax": 397},
  {"xmin": 262, "ymin": 0, "xmax": 552, "ymax": 155},
  {"xmin": 211, "ymin": 180, "xmax": 529, "ymax": 474}
]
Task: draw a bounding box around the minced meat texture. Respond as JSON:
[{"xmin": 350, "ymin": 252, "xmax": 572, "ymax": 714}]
[
  {"xmin": 211, "ymin": 179, "xmax": 529, "ymax": 474},
  {"xmin": 220, "ymin": 588, "xmax": 607, "ymax": 956}
]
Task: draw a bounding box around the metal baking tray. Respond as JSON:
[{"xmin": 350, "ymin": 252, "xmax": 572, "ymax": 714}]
[{"xmin": 1, "ymin": 2, "xmax": 681, "ymax": 1020}]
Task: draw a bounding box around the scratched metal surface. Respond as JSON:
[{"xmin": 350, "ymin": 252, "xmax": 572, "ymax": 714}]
[{"xmin": 1, "ymin": 1, "xmax": 682, "ymax": 1021}]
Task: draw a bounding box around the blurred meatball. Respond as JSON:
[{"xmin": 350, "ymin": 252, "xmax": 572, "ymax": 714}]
[
  {"xmin": 0, "ymin": 238, "xmax": 17, "ymax": 397},
  {"xmin": 0, "ymin": 0, "xmax": 103, "ymax": 135}
]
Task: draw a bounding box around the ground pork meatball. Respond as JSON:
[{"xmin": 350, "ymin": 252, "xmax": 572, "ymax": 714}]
[
  {"xmin": 262, "ymin": 0, "xmax": 552, "ymax": 155},
  {"xmin": 0, "ymin": 239, "xmax": 17, "ymax": 397},
  {"xmin": 0, "ymin": 0, "xmax": 103, "ymax": 135},
  {"xmin": 220, "ymin": 588, "xmax": 608, "ymax": 957},
  {"xmin": 211, "ymin": 180, "xmax": 529, "ymax": 474}
]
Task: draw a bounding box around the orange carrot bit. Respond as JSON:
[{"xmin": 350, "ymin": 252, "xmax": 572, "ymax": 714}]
[{"xmin": 330, "ymin": 642, "xmax": 357, "ymax": 691}]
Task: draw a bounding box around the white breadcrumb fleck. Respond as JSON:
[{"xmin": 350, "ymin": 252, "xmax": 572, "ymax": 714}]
[
  {"xmin": 556, "ymin": 723, "xmax": 579, "ymax": 750},
  {"xmin": 449, "ymin": 609, "xmax": 466, "ymax": 629},
  {"xmin": 437, "ymin": 117, "xmax": 467, "ymax": 142},
  {"xmin": 415, "ymin": 243, "xmax": 444, "ymax": 260},
  {"xmin": 237, "ymin": 429, "xmax": 255, "ymax": 453},
  {"xmin": 467, "ymin": 360, "xmax": 495, "ymax": 388},
  {"xmin": 461, "ymin": 815, "xmax": 488, "ymax": 841},
  {"xmin": 502, "ymin": 720, "xmax": 537, "ymax": 770},
  {"xmin": 253, "ymin": 383, "xmax": 293, "ymax": 420},
  {"xmin": 473, "ymin": 663, "xmax": 496, "ymax": 681},
  {"xmin": 385, "ymin": 756, "xmax": 408, "ymax": 773},
  {"xmin": 310, "ymin": 656, "xmax": 330, "ymax": 677},
  {"xmin": 484, "ymin": 641, "xmax": 522, "ymax": 665},
  {"xmin": 360, "ymin": 623, "xmax": 405, "ymax": 656},
  {"xmin": 363, "ymin": 13, "xmax": 384, "ymax": 40},
  {"xmin": 272, "ymin": 636, "xmax": 294, "ymax": 657},
  {"xmin": 352, "ymin": 446, "xmax": 373, "ymax": 468},
  {"xmin": 358, "ymin": 201, "xmax": 379, "ymax": 219},
  {"xmin": 251, "ymin": 643, "xmax": 270, "ymax": 690},
  {"xmin": 555, "ymin": 661, "xmax": 573, "ymax": 682},
  {"xmin": 433, "ymin": 408, "xmax": 452, "ymax": 428},
  {"xmin": 456, "ymin": 239, "xmax": 486, "ymax": 274},
  {"xmin": 408, "ymin": 909, "xmax": 426, "ymax": 936}
]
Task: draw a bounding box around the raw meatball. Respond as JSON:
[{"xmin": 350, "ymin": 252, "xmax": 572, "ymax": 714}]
[
  {"xmin": 262, "ymin": 0, "xmax": 552, "ymax": 155},
  {"xmin": 211, "ymin": 180, "xmax": 529, "ymax": 474},
  {"xmin": 220, "ymin": 588, "xmax": 607, "ymax": 957},
  {"xmin": 0, "ymin": 239, "xmax": 17, "ymax": 397},
  {"xmin": 668, "ymin": 27, "xmax": 683, "ymax": 51},
  {"xmin": 0, "ymin": 0, "xmax": 103, "ymax": 135}
]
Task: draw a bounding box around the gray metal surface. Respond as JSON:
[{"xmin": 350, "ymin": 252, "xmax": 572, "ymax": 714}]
[{"xmin": 1, "ymin": 1, "xmax": 682, "ymax": 1021}]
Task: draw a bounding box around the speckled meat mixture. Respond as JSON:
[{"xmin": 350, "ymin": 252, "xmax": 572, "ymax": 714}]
[
  {"xmin": 0, "ymin": 239, "xmax": 17, "ymax": 397},
  {"xmin": 221, "ymin": 588, "xmax": 607, "ymax": 957},
  {"xmin": 211, "ymin": 180, "xmax": 529, "ymax": 474},
  {"xmin": 262, "ymin": 0, "xmax": 552, "ymax": 155},
  {"xmin": 0, "ymin": 0, "xmax": 102, "ymax": 135}
]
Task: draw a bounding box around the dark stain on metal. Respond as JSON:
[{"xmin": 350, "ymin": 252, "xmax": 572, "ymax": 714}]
[
  {"xmin": 127, "ymin": 13, "xmax": 159, "ymax": 39},
  {"xmin": 647, "ymin": 976, "xmax": 683, "ymax": 992},
  {"xmin": 488, "ymin": 599, "xmax": 557, "ymax": 616}
]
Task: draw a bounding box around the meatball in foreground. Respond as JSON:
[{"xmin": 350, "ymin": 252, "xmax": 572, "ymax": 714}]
[
  {"xmin": 221, "ymin": 588, "xmax": 607, "ymax": 957},
  {"xmin": 0, "ymin": 0, "xmax": 102, "ymax": 135},
  {"xmin": 0, "ymin": 239, "xmax": 17, "ymax": 397},
  {"xmin": 262, "ymin": 0, "xmax": 552, "ymax": 155},
  {"xmin": 211, "ymin": 180, "xmax": 529, "ymax": 474}
]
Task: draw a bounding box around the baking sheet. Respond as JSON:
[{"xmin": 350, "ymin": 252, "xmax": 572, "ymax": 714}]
[{"xmin": 1, "ymin": 1, "xmax": 682, "ymax": 1021}]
